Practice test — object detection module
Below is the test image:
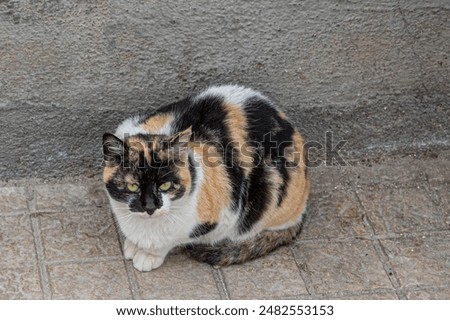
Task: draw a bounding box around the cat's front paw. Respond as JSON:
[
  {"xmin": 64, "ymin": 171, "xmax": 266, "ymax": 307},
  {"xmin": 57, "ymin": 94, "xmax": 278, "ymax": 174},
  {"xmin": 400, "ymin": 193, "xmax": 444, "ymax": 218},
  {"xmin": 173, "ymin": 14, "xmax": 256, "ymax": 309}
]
[
  {"xmin": 123, "ymin": 238, "xmax": 167, "ymax": 271},
  {"xmin": 132, "ymin": 250, "xmax": 165, "ymax": 272},
  {"xmin": 123, "ymin": 238, "xmax": 138, "ymax": 260}
]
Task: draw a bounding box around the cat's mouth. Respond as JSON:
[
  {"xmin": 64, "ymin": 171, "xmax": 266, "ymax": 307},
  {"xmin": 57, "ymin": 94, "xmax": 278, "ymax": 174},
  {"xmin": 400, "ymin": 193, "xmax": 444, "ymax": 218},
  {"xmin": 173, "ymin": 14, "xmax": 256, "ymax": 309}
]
[
  {"xmin": 130, "ymin": 204, "xmax": 163, "ymax": 217},
  {"xmin": 132, "ymin": 208, "xmax": 167, "ymax": 218}
]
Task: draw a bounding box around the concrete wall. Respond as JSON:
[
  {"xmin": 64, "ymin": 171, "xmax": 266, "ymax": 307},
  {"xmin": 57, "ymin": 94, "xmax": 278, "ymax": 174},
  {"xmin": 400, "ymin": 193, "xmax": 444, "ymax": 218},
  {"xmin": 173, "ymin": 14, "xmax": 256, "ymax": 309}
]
[{"xmin": 0, "ymin": 0, "xmax": 449, "ymax": 179}]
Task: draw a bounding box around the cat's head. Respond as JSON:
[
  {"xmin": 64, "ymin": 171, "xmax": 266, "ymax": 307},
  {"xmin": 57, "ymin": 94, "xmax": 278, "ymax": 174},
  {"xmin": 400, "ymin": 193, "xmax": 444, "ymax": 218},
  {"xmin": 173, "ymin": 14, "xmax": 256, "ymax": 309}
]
[{"xmin": 102, "ymin": 127, "xmax": 194, "ymax": 217}]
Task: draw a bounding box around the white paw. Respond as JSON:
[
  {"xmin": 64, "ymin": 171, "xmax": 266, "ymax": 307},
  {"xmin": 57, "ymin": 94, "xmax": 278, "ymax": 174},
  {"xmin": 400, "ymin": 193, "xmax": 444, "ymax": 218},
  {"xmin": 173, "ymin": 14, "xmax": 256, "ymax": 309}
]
[
  {"xmin": 123, "ymin": 238, "xmax": 138, "ymax": 260},
  {"xmin": 132, "ymin": 250, "xmax": 165, "ymax": 272}
]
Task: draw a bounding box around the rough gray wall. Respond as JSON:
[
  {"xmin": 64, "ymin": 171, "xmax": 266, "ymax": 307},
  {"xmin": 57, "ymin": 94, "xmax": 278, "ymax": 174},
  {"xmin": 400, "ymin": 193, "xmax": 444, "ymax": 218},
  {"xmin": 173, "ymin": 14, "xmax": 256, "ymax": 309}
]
[{"xmin": 0, "ymin": 0, "xmax": 449, "ymax": 179}]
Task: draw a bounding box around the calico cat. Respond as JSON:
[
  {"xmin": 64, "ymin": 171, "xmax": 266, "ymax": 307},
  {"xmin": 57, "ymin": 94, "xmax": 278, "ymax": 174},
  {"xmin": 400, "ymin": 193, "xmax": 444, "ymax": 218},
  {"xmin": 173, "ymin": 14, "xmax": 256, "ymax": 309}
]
[{"xmin": 102, "ymin": 85, "xmax": 310, "ymax": 271}]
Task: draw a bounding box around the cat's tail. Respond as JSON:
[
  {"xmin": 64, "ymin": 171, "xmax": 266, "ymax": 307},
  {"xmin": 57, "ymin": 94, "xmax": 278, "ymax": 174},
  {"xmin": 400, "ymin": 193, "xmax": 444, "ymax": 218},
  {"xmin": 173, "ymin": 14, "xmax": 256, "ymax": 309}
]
[{"xmin": 185, "ymin": 224, "xmax": 302, "ymax": 267}]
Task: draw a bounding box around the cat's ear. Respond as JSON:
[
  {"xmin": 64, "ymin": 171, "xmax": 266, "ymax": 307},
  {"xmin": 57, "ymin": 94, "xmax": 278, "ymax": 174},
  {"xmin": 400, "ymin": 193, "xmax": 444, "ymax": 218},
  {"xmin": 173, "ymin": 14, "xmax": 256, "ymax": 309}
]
[
  {"xmin": 166, "ymin": 126, "xmax": 192, "ymax": 159},
  {"xmin": 102, "ymin": 133, "xmax": 126, "ymax": 165},
  {"xmin": 169, "ymin": 126, "xmax": 192, "ymax": 148}
]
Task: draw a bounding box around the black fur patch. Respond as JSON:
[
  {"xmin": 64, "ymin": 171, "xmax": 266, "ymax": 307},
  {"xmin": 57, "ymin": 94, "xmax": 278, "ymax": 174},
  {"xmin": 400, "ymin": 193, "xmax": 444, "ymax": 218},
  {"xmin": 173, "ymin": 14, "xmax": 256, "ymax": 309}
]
[
  {"xmin": 238, "ymin": 162, "xmax": 270, "ymax": 234},
  {"xmin": 105, "ymin": 180, "xmax": 128, "ymax": 203},
  {"xmin": 189, "ymin": 222, "xmax": 218, "ymax": 238},
  {"xmin": 243, "ymin": 98, "xmax": 294, "ymax": 208},
  {"xmin": 188, "ymin": 153, "xmax": 197, "ymax": 194},
  {"xmin": 275, "ymin": 158, "xmax": 290, "ymax": 206},
  {"xmin": 243, "ymin": 97, "xmax": 294, "ymax": 158},
  {"xmin": 171, "ymin": 185, "xmax": 186, "ymax": 201},
  {"xmin": 304, "ymin": 144, "xmax": 309, "ymax": 178},
  {"xmin": 185, "ymin": 240, "xmax": 233, "ymax": 266},
  {"xmin": 169, "ymin": 95, "xmax": 244, "ymax": 211}
]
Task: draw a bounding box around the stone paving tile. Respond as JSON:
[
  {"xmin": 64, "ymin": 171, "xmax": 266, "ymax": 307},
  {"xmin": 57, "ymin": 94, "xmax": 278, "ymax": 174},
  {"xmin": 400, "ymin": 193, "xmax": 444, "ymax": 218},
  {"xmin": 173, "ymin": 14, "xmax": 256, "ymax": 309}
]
[
  {"xmin": 380, "ymin": 235, "xmax": 450, "ymax": 288},
  {"xmin": 48, "ymin": 261, "xmax": 132, "ymax": 299},
  {"xmin": 0, "ymin": 186, "xmax": 30, "ymax": 214},
  {"xmin": 405, "ymin": 287, "xmax": 450, "ymax": 299},
  {"xmin": 0, "ymin": 215, "xmax": 37, "ymax": 270},
  {"xmin": 135, "ymin": 253, "xmax": 220, "ymax": 300},
  {"xmin": 221, "ymin": 247, "xmax": 308, "ymax": 299},
  {"xmin": 0, "ymin": 266, "xmax": 43, "ymax": 299},
  {"xmin": 300, "ymin": 190, "xmax": 368, "ymax": 240},
  {"xmin": 358, "ymin": 187, "xmax": 446, "ymax": 235},
  {"xmin": 35, "ymin": 182, "xmax": 107, "ymax": 212},
  {"xmin": 292, "ymin": 240, "xmax": 392, "ymax": 295},
  {"xmin": 39, "ymin": 210, "xmax": 121, "ymax": 262}
]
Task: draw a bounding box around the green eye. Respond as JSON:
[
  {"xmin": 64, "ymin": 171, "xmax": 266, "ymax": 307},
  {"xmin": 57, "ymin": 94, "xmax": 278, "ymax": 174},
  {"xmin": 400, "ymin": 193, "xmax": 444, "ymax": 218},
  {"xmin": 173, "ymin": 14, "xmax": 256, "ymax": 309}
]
[
  {"xmin": 127, "ymin": 183, "xmax": 139, "ymax": 192},
  {"xmin": 159, "ymin": 181, "xmax": 172, "ymax": 192}
]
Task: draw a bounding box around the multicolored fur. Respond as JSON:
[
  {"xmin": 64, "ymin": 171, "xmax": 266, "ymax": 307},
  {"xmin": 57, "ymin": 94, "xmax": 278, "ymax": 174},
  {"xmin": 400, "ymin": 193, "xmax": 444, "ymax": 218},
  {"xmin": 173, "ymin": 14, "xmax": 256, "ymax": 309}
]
[{"xmin": 102, "ymin": 85, "xmax": 310, "ymax": 271}]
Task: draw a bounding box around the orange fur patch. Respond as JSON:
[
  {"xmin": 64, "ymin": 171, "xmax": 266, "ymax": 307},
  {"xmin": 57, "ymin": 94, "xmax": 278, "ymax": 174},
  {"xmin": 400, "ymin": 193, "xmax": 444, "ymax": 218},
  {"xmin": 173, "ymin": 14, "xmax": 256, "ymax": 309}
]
[
  {"xmin": 284, "ymin": 129, "xmax": 306, "ymax": 167},
  {"xmin": 102, "ymin": 166, "xmax": 118, "ymax": 183},
  {"xmin": 177, "ymin": 161, "xmax": 192, "ymax": 194},
  {"xmin": 124, "ymin": 174, "xmax": 140, "ymax": 185},
  {"xmin": 263, "ymin": 165, "xmax": 285, "ymax": 208},
  {"xmin": 262, "ymin": 130, "xmax": 310, "ymax": 229},
  {"xmin": 223, "ymin": 103, "xmax": 253, "ymax": 177},
  {"xmin": 194, "ymin": 143, "xmax": 231, "ymax": 224},
  {"xmin": 264, "ymin": 167, "xmax": 310, "ymax": 229},
  {"xmin": 141, "ymin": 113, "xmax": 173, "ymax": 134},
  {"xmin": 126, "ymin": 136, "xmax": 152, "ymax": 164}
]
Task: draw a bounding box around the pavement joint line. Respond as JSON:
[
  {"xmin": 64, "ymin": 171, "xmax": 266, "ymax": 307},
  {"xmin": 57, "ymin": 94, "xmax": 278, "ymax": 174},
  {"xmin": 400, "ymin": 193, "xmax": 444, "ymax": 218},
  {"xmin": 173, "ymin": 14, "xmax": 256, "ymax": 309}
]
[
  {"xmin": 0, "ymin": 211, "xmax": 30, "ymax": 217},
  {"xmin": 44, "ymin": 256, "xmax": 125, "ymax": 266},
  {"xmin": 30, "ymin": 206, "xmax": 109, "ymax": 215},
  {"xmin": 30, "ymin": 215, "xmax": 52, "ymax": 299},
  {"xmin": 353, "ymin": 190, "xmax": 403, "ymax": 297},
  {"xmin": 296, "ymin": 236, "xmax": 373, "ymax": 244},
  {"xmin": 296, "ymin": 229, "xmax": 450, "ymax": 244},
  {"xmin": 398, "ymin": 283, "xmax": 450, "ymax": 294},
  {"xmin": 124, "ymin": 260, "xmax": 142, "ymax": 300},
  {"xmin": 28, "ymin": 184, "xmax": 37, "ymax": 213},
  {"xmin": 211, "ymin": 267, "xmax": 230, "ymax": 300},
  {"xmin": 373, "ymin": 230, "xmax": 450, "ymax": 240},
  {"xmin": 30, "ymin": 211, "xmax": 71, "ymax": 217},
  {"xmin": 291, "ymin": 287, "xmax": 399, "ymax": 300},
  {"xmin": 25, "ymin": 184, "xmax": 35, "ymax": 213},
  {"xmin": 353, "ymin": 181, "xmax": 428, "ymax": 190},
  {"xmin": 277, "ymin": 295, "xmax": 318, "ymax": 300},
  {"xmin": 290, "ymin": 245, "xmax": 316, "ymax": 296}
]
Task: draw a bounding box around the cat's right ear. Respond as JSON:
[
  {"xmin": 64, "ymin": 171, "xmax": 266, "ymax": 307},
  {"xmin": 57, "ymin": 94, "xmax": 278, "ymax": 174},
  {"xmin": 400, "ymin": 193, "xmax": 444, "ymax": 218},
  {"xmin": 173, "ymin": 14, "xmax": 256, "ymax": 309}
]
[{"xmin": 102, "ymin": 133, "xmax": 126, "ymax": 166}]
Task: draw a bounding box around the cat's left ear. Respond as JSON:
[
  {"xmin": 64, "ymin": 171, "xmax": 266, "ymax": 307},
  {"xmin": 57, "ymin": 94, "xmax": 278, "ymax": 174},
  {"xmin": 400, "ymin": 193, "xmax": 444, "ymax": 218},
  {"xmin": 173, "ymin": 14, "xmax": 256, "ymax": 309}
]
[
  {"xmin": 167, "ymin": 126, "xmax": 192, "ymax": 158},
  {"xmin": 169, "ymin": 126, "xmax": 192, "ymax": 149}
]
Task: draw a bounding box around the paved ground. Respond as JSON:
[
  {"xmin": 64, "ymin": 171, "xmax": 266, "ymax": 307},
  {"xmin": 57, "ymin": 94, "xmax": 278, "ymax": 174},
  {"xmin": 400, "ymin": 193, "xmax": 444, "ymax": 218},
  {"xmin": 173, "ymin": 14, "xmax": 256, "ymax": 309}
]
[{"xmin": 1, "ymin": 151, "xmax": 449, "ymax": 299}]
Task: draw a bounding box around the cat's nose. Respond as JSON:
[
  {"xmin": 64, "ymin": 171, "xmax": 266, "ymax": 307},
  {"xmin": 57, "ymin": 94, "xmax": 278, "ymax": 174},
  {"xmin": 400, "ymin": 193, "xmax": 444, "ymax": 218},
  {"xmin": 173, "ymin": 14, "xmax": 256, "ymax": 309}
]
[{"xmin": 144, "ymin": 200, "xmax": 157, "ymax": 215}]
